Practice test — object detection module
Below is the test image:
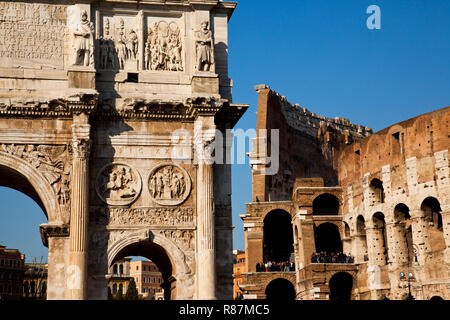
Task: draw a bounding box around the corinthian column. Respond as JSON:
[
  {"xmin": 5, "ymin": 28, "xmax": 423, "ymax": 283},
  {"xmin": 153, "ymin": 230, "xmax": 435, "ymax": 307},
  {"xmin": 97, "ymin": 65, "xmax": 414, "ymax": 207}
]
[
  {"xmin": 68, "ymin": 121, "xmax": 91, "ymax": 300},
  {"xmin": 195, "ymin": 116, "xmax": 217, "ymax": 300}
]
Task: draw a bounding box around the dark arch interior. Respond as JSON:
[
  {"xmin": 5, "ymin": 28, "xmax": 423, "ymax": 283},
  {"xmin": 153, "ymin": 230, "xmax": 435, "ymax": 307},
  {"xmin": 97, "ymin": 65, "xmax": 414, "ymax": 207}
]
[
  {"xmin": 394, "ymin": 203, "xmax": 410, "ymax": 221},
  {"xmin": 421, "ymin": 197, "xmax": 442, "ymax": 229},
  {"xmin": 314, "ymin": 223, "xmax": 342, "ymax": 254},
  {"xmin": 356, "ymin": 216, "xmax": 366, "ymax": 235},
  {"xmin": 370, "ymin": 178, "xmax": 384, "ymax": 203},
  {"xmin": 265, "ymin": 278, "xmax": 296, "ymax": 301},
  {"xmin": 344, "ymin": 222, "xmax": 350, "ymax": 238},
  {"xmin": 263, "ymin": 210, "xmax": 294, "ymax": 263},
  {"xmin": 329, "ymin": 272, "xmax": 353, "ymax": 300},
  {"xmin": 372, "ymin": 212, "xmax": 388, "ymax": 263},
  {"xmin": 313, "ymin": 193, "xmax": 339, "ymax": 215},
  {"xmin": 372, "ymin": 212, "xmax": 386, "ymax": 228},
  {"xmin": 0, "ymin": 165, "xmax": 47, "ymax": 217},
  {"xmin": 430, "ymin": 296, "xmax": 444, "ymax": 301},
  {"xmin": 111, "ymin": 240, "xmax": 174, "ymax": 300}
]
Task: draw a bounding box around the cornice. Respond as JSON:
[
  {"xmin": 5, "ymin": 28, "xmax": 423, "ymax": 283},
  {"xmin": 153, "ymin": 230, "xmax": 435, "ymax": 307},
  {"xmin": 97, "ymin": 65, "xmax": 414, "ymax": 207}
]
[
  {"xmin": 39, "ymin": 224, "xmax": 70, "ymax": 248},
  {"xmin": 93, "ymin": 96, "xmax": 226, "ymax": 121},
  {"xmin": 0, "ymin": 92, "xmax": 98, "ymax": 119}
]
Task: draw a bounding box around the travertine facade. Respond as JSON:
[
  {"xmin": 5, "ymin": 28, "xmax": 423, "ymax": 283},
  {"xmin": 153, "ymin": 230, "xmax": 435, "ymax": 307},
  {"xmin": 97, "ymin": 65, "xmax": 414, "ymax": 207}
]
[
  {"xmin": 240, "ymin": 85, "xmax": 449, "ymax": 300},
  {"xmin": 0, "ymin": 0, "xmax": 247, "ymax": 300}
]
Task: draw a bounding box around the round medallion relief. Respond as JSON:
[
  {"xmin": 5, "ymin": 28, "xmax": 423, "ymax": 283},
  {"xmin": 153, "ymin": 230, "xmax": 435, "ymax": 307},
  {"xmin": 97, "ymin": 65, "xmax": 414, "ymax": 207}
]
[
  {"xmin": 148, "ymin": 163, "xmax": 191, "ymax": 206},
  {"xmin": 96, "ymin": 163, "xmax": 142, "ymax": 206}
]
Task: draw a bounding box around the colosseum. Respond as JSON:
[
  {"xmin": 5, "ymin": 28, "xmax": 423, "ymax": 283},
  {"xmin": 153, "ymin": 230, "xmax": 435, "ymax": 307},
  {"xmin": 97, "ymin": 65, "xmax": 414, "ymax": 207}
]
[{"xmin": 239, "ymin": 84, "xmax": 449, "ymax": 300}]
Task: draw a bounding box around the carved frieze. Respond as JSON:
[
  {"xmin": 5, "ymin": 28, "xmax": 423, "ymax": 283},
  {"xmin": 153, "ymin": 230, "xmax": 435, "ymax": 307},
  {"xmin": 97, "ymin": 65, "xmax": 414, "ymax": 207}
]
[
  {"xmin": 98, "ymin": 13, "xmax": 184, "ymax": 72},
  {"xmin": 98, "ymin": 16, "xmax": 140, "ymax": 71},
  {"xmin": 146, "ymin": 20, "xmax": 183, "ymax": 71},
  {"xmin": 90, "ymin": 206, "xmax": 195, "ymax": 227},
  {"xmin": 96, "ymin": 163, "xmax": 142, "ymax": 206},
  {"xmin": 159, "ymin": 229, "xmax": 195, "ymax": 251},
  {"xmin": 0, "ymin": 144, "xmax": 71, "ymax": 209},
  {"xmin": 148, "ymin": 164, "xmax": 191, "ymax": 206}
]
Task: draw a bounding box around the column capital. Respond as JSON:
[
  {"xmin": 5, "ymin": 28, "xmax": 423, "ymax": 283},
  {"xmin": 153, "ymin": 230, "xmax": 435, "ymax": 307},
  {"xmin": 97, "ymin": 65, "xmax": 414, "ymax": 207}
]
[
  {"xmin": 71, "ymin": 137, "xmax": 92, "ymax": 159},
  {"xmin": 194, "ymin": 117, "xmax": 216, "ymax": 165},
  {"xmin": 71, "ymin": 123, "xmax": 91, "ymax": 159}
]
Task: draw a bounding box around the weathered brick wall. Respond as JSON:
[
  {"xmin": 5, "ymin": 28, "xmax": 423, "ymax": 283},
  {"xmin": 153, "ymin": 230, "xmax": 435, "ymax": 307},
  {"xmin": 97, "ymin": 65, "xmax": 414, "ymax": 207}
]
[
  {"xmin": 338, "ymin": 106, "xmax": 450, "ymax": 300},
  {"xmin": 251, "ymin": 85, "xmax": 371, "ymax": 202}
]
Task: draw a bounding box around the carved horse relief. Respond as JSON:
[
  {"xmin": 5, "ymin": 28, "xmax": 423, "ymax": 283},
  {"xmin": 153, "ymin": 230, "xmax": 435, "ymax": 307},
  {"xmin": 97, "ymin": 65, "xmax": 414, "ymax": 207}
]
[{"xmin": 96, "ymin": 163, "xmax": 142, "ymax": 206}]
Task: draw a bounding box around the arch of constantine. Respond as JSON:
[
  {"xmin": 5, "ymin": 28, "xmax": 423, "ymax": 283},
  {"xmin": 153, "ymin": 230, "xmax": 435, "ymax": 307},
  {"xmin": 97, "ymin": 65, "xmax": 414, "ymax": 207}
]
[{"xmin": 0, "ymin": 0, "xmax": 246, "ymax": 300}]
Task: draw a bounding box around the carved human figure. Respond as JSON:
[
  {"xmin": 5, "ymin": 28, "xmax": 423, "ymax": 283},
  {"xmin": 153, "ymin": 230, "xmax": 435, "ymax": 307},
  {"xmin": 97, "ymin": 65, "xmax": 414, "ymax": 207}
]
[
  {"xmin": 144, "ymin": 42, "xmax": 151, "ymax": 70},
  {"xmin": 72, "ymin": 10, "xmax": 94, "ymax": 66},
  {"xmin": 126, "ymin": 29, "xmax": 138, "ymax": 60},
  {"xmin": 116, "ymin": 31, "xmax": 127, "ymax": 69},
  {"xmin": 162, "ymin": 167, "xmax": 172, "ymax": 199},
  {"xmin": 172, "ymin": 173, "xmax": 181, "ymax": 198},
  {"xmin": 149, "ymin": 174, "xmax": 157, "ymax": 197},
  {"xmin": 168, "ymin": 31, "xmax": 182, "ymax": 71},
  {"xmin": 104, "ymin": 166, "xmax": 136, "ymax": 200},
  {"xmin": 156, "ymin": 174, "xmax": 164, "ymax": 198},
  {"xmin": 195, "ymin": 21, "xmax": 214, "ymax": 72},
  {"xmin": 58, "ymin": 176, "xmax": 70, "ymax": 205}
]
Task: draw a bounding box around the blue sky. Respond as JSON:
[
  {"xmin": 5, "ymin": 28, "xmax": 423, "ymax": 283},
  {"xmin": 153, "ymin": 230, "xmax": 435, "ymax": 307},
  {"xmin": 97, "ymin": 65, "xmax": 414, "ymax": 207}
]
[{"xmin": 0, "ymin": 0, "xmax": 449, "ymax": 261}]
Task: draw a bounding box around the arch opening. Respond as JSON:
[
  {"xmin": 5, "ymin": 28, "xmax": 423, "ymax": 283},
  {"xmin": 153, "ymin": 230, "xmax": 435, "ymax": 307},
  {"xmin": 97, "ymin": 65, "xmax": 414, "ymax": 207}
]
[
  {"xmin": 329, "ymin": 272, "xmax": 353, "ymax": 300},
  {"xmin": 110, "ymin": 240, "xmax": 175, "ymax": 300},
  {"xmin": 421, "ymin": 197, "xmax": 445, "ymax": 253},
  {"xmin": 369, "ymin": 178, "xmax": 384, "ymax": 205},
  {"xmin": 0, "ymin": 165, "xmax": 48, "ymax": 218},
  {"xmin": 356, "ymin": 215, "xmax": 368, "ymax": 262},
  {"xmin": 372, "ymin": 212, "xmax": 388, "ymax": 265},
  {"xmin": 344, "ymin": 222, "xmax": 350, "ymax": 238},
  {"xmin": 263, "ymin": 210, "xmax": 294, "ymax": 263},
  {"xmin": 313, "ymin": 193, "xmax": 339, "ymax": 216},
  {"xmin": 314, "ymin": 223, "xmax": 342, "ymax": 255},
  {"xmin": 265, "ymin": 278, "xmax": 296, "ymax": 301},
  {"xmin": 0, "ymin": 183, "xmax": 49, "ymax": 300}
]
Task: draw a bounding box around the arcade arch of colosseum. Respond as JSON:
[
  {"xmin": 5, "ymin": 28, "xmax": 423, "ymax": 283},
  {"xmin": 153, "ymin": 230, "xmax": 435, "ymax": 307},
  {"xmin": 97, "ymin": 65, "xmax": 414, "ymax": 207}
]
[{"xmin": 0, "ymin": 0, "xmax": 247, "ymax": 300}]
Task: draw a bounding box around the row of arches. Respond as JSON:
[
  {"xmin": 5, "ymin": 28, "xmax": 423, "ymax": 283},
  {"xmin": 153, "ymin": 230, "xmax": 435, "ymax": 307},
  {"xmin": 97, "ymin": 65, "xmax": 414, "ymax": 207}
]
[
  {"xmin": 263, "ymin": 193, "xmax": 341, "ymax": 263},
  {"xmin": 264, "ymin": 272, "xmax": 353, "ymax": 301},
  {"xmin": 347, "ymin": 197, "xmax": 444, "ymax": 265}
]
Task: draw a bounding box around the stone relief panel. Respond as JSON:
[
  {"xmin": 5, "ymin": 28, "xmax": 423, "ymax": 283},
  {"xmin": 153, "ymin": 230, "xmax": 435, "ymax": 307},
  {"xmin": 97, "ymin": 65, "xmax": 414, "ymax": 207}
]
[
  {"xmin": 90, "ymin": 206, "xmax": 195, "ymax": 227},
  {"xmin": 159, "ymin": 229, "xmax": 195, "ymax": 252},
  {"xmin": 145, "ymin": 18, "xmax": 183, "ymax": 71},
  {"xmin": 148, "ymin": 164, "xmax": 191, "ymax": 206},
  {"xmin": 97, "ymin": 13, "xmax": 185, "ymax": 72},
  {"xmin": 0, "ymin": 144, "xmax": 71, "ymax": 210},
  {"xmin": 95, "ymin": 163, "xmax": 142, "ymax": 206},
  {"xmin": 0, "ymin": 2, "xmax": 67, "ymax": 68},
  {"xmin": 98, "ymin": 15, "xmax": 140, "ymax": 71}
]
